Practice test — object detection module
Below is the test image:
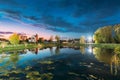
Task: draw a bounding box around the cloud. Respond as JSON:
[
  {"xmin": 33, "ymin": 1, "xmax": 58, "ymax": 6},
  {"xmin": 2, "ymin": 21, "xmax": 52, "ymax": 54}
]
[
  {"xmin": 41, "ymin": 15, "xmax": 73, "ymax": 27},
  {"xmin": 0, "ymin": 9, "xmax": 21, "ymax": 20},
  {"xmin": 24, "ymin": 16, "xmax": 40, "ymax": 21},
  {"xmin": 0, "ymin": 0, "xmax": 17, "ymax": 5},
  {"xmin": 0, "ymin": 0, "xmax": 120, "ymax": 34},
  {"xmin": 0, "ymin": 31, "xmax": 13, "ymax": 34},
  {"xmin": 72, "ymin": 0, "xmax": 120, "ymax": 18}
]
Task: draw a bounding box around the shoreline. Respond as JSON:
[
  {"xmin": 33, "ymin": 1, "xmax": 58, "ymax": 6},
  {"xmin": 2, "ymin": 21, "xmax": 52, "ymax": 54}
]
[{"xmin": 0, "ymin": 43, "xmax": 120, "ymax": 52}]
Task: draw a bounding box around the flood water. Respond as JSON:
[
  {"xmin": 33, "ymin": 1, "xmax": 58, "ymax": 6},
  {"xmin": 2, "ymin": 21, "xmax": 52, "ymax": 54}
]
[{"xmin": 0, "ymin": 46, "xmax": 120, "ymax": 80}]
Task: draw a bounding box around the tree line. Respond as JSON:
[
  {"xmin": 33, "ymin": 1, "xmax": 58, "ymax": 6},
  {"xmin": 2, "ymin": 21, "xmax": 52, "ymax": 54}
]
[
  {"xmin": 9, "ymin": 33, "xmax": 60, "ymax": 45},
  {"xmin": 93, "ymin": 24, "xmax": 120, "ymax": 43}
]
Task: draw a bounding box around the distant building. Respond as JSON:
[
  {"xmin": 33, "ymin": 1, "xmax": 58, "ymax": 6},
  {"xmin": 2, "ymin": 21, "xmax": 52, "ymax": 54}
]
[
  {"xmin": 18, "ymin": 34, "xmax": 27, "ymax": 41},
  {"xmin": 73, "ymin": 39, "xmax": 80, "ymax": 43},
  {"xmin": 60, "ymin": 40, "xmax": 68, "ymax": 44},
  {"xmin": 28, "ymin": 34, "xmax": 39, "ymax": 43}
]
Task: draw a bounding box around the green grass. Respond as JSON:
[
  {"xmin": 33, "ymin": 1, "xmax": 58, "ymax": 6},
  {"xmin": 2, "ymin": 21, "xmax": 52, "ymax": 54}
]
[
  {"xmin": 0, "ymin": 43, "xmax": 120, "ymax": 52},
  {"xmin": 79, "ymin": 43, "xmax": 120, "ymax": 49},
  {"xmin": 0, "ymin": 44, "xmax": 38, "ymax": 52}
]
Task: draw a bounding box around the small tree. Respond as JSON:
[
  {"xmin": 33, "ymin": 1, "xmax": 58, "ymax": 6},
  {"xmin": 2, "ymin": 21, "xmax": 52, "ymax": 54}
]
[
  {"xmin": 9, "ymin": 33, "xmax": 20, "ymax": 45},
  {"xmin": 79, "ymin": 36, "xmax": 85, "ymax": 44},
  {"xmin": 55, "ymin": 35, "xmax": 60, "ymax": 43},
  {"xmin": 49, "ymin": 36, "xmax": 53, "ymax": 43}
]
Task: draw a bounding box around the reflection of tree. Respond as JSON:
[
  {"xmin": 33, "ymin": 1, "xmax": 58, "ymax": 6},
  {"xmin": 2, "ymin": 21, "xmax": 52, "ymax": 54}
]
[
  {"xmin": 79, "ymin": 46, "xmax": 85, "ymax": 54},
  {"xmin": 10, "ymin": 52, "xmax": 19, "ymax": 64},
  {"xmin": 49, "ymin": 47, "xmax": 53, "ymax": 55},
  {"xmin": 93, "ymin": 47, "xmax": 120, "ymax": 75},
  {"xmin": 111, "ymin": 54, "xmax": 119, "ymax": 75},
  {"xmin": 55, "ymin": 46, "xmax": 60, "ymax": 54},
  {"xmin": 35, "ymin": 48, "xmax": 39, "ymax": 54},
  {"xmin": 93, "ymin": 47, "xmax": 114, "ymax": 64},
  {"xmin": 0, "ymin": 51, "xmax": 20, "ymax": 76},
  {"xmin": 29, "ymin": 48, "xmax": 39, "ymax": 54}
]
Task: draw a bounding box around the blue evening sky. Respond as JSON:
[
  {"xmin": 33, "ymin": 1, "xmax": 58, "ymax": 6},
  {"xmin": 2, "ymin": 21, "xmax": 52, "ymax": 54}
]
[{"xmin": 0, "ymin": 0, "xmax": 120, "ymax": 39}]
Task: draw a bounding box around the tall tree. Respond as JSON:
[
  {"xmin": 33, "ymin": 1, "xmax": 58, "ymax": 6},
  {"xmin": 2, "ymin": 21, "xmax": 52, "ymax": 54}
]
[
  {"xmin": 9, "ymin": 33, "xmax": 20, "ymax": 45},
  {"xmin": 113, "ymin": 24, "xmax": 120, "ymax": 43},
  {"xmin": 94, "ymin": 26, "xmax": 113, "ymax": 43}
]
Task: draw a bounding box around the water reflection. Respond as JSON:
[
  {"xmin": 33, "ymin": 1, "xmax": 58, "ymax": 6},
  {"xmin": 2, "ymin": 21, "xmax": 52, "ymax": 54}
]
[
  {"xmin": 93, "ymin": 47, "xmax": 120, "ymax": 76},
  {"xmin": 0, "ymin": 46, "xmax": 120, "ymax": 79},
  {"xmin": 79, "ymin": 46, "xmax": 85, "ymax": 54},
  {"xmin": 49, "ymin": 47, "xmax": 53, "ymax": 55},
  {"xmin": 87, "ymin": 46, "xmax": 93, "ymax": 53},
  {"xmin": 55, "ymin": 46, "xmax": 60, "ymax": 54}
]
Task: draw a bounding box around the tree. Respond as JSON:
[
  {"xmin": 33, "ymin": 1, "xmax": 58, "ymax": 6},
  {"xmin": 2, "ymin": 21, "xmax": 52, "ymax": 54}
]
[
  {"xmin": 79, "ymin": 36, "xmax": 85, "ymax": 44},
  {"xmin": 93, "ymin": 47, "xmax": 114, "ymax": 64},
  {"xmin": 49, "ymin": 36, "xmax": 53, "ymax": 42},
  {"xmin": 113, "ymin": 24, "xmax": 120, "ymax": 43},
  {"xmin": 9, "ymin": 33, "xmax": 20, "ymax": 45},
  {"xmin": 55, "ymin": 35, "xmax": 60, "ymax": 43},
  {"xmin": 38, "ymin": 38, "xmax": 44, "ymax": 43},
  {"xmin": 93, "ymin": 26, "xmax": 113, "ymax": 43}
]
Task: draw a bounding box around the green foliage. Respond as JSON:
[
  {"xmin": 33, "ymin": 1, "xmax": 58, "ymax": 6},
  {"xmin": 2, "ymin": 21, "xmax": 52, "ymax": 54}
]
[
  {"xmin": 0, "ymin": 42, "xmax": 8, "ymax": 48},
  {"xmin": 113, "ymin": 24, "xmax": 120, "ymax": 43},
  {"xmin": 9, "ymin": 33, "xmax": 20, "ymax": 45},
  {"xmin": 55, "ymin": 35, "xmax": 60, "ymax": 43},
  {"xmin": 94, "ymin": 26, "xmax": 113, "ymax": 43},
  {"xmin": 93, "ymin": 24, "xmax": 120, "ymax": 43},
  {"xmin": 79, "ymin": 36, "xmax": 85, "ymax": 44},
  {"xmin": 114, "ymin": 47, "xmax": 120, "ymax": 54}
]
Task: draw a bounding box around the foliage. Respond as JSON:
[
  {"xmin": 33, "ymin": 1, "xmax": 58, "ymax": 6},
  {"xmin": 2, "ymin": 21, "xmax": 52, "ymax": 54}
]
[
  {"xmin": 79, "ymin": 36, "xmax": 85, "ymax": 44},
  {"xmin": 113, "ymin": 24, "xmax": 120, "ymax": 43},
  {"xmin": 93, "ymin": 26, "xmax": 113, "ymax": 43},
  {"xmin": 0, "ymin": 42, "xmax": 8, "ymax": 48},
  {"xmin": 55, "ymin": 35, "xmax": 60, "ymax": 43},
  {"xmin": 93, "ymin": 24, "xmax": 120, "ymax": 43},
  {"xmin": 114, "ymin": 47, "xmax": 120, "ymax": 54},
  {"xmin": 9, "ymin": 33, "xmax": 20, "ymax": 45},
  {"xmin": 49, "ymin": 36, "xmax": 53, "ymax": 42}
]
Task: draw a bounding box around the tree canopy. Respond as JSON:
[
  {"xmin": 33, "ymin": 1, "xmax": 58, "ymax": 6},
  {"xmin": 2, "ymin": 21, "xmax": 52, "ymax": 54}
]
[
  {"xmin": 55, "ymin": 35, "xmax": 60, "ymax": 43},
  {"xmin": 79, "ymin": 36, "xmax": 85, "ymax": 44},
  {"xmin": 93, "ymin": 26, "xmax": 115, "ymax": 43},
  {"xmin": 9, "ymin": 33, "xmax": 20, "ymax": 45}
]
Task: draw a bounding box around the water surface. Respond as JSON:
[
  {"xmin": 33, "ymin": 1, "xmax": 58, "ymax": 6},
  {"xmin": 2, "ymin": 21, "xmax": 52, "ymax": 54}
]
[{"xmin": 0, "ymin": 46, "xmax": 120, "ymax": 80}]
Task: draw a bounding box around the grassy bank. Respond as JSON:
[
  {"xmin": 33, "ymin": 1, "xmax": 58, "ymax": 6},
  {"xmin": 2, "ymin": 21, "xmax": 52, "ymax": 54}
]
[
  {"xmin": 0, "ymin": 43, "xmax": 120, "ymax": 52},
  {"xmin": 0, "ymin": 44, "xmax": 39, "ymax": 52},
  {"xmin": 79, "ymin": 43, "xmax": 120, "ymax": 48}
]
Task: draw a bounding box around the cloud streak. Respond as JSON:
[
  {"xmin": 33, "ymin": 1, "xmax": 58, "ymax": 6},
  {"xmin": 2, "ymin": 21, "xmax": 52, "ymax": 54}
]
[{"xmin": 0, "ymin": 0, "xmax": 120, "ymax": 35}]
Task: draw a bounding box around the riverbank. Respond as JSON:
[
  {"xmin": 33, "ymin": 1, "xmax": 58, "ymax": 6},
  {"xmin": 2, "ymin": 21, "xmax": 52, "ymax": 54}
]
[
  {"xmin": 0, "ymin": 44, "xmax": 39, "ymax": 52},
  {"xmin": 0, "ymin": 43, "xmax": 120, "ymax": 52},
  {"xmin": 79, "ymin": 43, "xmax": 120, "ymax": 48}
]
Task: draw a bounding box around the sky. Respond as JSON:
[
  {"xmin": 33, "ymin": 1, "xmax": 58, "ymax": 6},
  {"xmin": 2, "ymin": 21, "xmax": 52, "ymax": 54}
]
[{"xmin": 0, "ymin": 0, "xmax": 120, "ymax": 39}]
